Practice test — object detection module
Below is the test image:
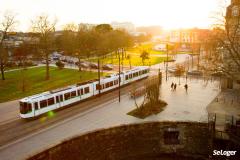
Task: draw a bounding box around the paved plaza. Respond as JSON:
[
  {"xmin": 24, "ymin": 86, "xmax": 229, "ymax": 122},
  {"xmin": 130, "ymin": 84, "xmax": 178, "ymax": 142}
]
[{"xmin": 0, "ymin": 76, "xmax": 220, "ymax": 160}]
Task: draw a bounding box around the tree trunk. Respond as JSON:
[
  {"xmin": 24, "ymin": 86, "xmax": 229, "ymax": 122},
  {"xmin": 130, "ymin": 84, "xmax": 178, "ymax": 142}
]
[
  {"xmin": 46, "ymin": 53, "xmax": 50, "ymax": 80},
  {"xmin": 0, "ymin": 60, "xmax": 5, "ymax": 80},
  {"xmin": 78, "ymin": 56, "xmax": 81, "ymax": 72}
]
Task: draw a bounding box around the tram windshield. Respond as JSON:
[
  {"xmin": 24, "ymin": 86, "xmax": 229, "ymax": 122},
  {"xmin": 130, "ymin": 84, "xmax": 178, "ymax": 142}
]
[{"xmin": 20, "ymin": 102, "xmax": 32, "ymax": 114}]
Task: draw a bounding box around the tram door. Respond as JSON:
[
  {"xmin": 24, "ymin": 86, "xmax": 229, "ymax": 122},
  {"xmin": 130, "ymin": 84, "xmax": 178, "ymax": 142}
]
[{"xmin": 56, "ymin": 95, "xmax": 63, "ymax": 108}]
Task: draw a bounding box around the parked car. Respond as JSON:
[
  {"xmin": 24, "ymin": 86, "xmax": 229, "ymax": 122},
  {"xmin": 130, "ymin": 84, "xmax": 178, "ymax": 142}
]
[
  {"xmin": 164, "ymin": 59, "xmax": 176, "ymax": 63},
  {"xmin": 80, "ymin": 62, "xmax": 89, "ymax": 68},
  {"xmin": 211, "ymin": 71, "xmax": 223, "ymax": 77},
  {"xmin": 102, "ymin": 64, "xmax": 113, "ymax": 70},
  {"xmin": 41, "ymin": 59, "xmax": 52, "ymax": 64},
  {"xmin": 187, "ymin": 70, "xmax": 203, "ymax": 76},
  {"xmin": 168, "ymin": 68, "xmax": 176, "ymax": 73},
  {"xmin": 89, "ymin": 63, "xmax": 99, "ymax": 69}
]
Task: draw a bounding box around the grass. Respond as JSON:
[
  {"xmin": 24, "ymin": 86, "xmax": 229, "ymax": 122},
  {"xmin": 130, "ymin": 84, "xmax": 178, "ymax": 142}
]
[
  {"xmin": 91, "ymin": 55, "xmax": 169, "ymax": 66},
  {"xmin": 0, "ymin": 67, "xmax": 106, "ymax": 103},
  {"xmin": 127, "ymin": 42, "xmax": 193, "ymax": 55},
  {"xmin": 127, "ymin": 43, "xmax": 165, "ymax": 55}
]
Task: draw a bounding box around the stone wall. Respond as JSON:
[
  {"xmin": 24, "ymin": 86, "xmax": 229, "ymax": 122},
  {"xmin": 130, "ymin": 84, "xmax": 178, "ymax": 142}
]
[{"xmin": 28, "ymin": 122, "xmax": 210, "ymax": 160}]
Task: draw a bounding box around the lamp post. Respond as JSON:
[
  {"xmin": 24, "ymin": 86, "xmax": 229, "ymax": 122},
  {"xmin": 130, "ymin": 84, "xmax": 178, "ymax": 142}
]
[
  {"xmin": 118, "ymin": 48, "xmax": 121, "ymax": 102},
  {"xmin": 165, "ymin": 43, "xmax": 169, "ymax": 81},
  {"xmin": 98, "ymin": 58, "xmax": 101, "ymax": 96}
]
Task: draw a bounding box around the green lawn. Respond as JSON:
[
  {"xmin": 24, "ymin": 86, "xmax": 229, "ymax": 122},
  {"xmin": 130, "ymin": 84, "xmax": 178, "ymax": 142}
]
[
  {"xmin": 91, "ymin": 55, "xmax": 169, "ymax": 66},
  {"xmin": 127, "ymin": 43, "xmax": 165, "ymax": 55},
  {"xmin": 127, "ymin": 42, "xmax": 193, "ymax": 55},
  {"xmin": 0, "ymin": 67, "xmax": 105, "ymax": 103}
]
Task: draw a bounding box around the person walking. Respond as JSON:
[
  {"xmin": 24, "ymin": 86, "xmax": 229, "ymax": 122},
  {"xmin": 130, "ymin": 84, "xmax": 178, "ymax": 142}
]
[
  {"xmin": 184, "ymin": 84, "xmax": 188, "ymax": 92},
  {"xmin": 171, "ymin": 82, "xmax": 174, "ymax": 90},
  {"xmin": 174, "ymin": 83, "xmax": 177, "ymax": 91}
]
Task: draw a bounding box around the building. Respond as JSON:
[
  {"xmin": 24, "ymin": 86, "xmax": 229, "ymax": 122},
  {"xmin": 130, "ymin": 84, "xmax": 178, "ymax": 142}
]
[
  {"xmin": 221, "ymin": 0, "xmax": 240, "ymax": 89},
  {"xmin": 111, "ymin": 22, "xmax": 136, "ymax": 33},
  {"xmin": 169, "ymin": 28, "xmax": 210, "ymax": 44},
  {"xmin": 226, "ymin": 0, "xmax": 240, "ymax": 35}
]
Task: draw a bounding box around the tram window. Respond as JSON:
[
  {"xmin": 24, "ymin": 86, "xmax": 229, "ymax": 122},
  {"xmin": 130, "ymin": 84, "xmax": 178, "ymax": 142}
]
[
  {"xmin": 125, "ymin": 75, "xmax": 129, "ymax": 80},
  {"xmin": 110, "ymin": 81, "xmax": 113, "ymax": 87},
  {"xmin": 129, "ymin": 74, "xmax": 132, "ymax": 79},
  {"xmin": 101, "ymin": 84, "xmax": 105, "ymax": 89},
  {"xmin": 81, "ymin": 89, "xmax": 84, "ymax": 95},
  {"xmin": 71, "ymin": 91, "xmax": 77, "ymax": 98},
  {"xmin": 40, "ymin": 100, "xmax": 47, "ymax": 108},
  {"xmin": 28, "ymin": 103, "xmax": 32, "ymax": 108},
  {"xmin": 84, "ymin": 87, "xmax": 90, "ymax": 94},
  {"xmin": 114, "ymin": 80, "xmax": 118, "ymax": 85},
  {"xmin": 106, "ymin": 82, "xmax": 110, "ymax": 88},
  {"xmin": 56, "ymin": 96, "xmax": 59, "ymax": 103},
  {"xmin": 20, "ymin": 102, "xmax": 32, "ymax": 114},
  {"xmin": 77, "ymin": 90, "xmax": 81, "ymax": 95},
  {"xmin": 34, "ymin": 102, "xmax": 38, "ymax": 110},
  {"xmin": 96, "ymin": 84, "xmax": 101, "ymax": 90},
  {"xmin": 136, "ymin": 72, "xmax": 139, "ymax": 76},
  {"xmin": 60, "ymin": 95, "xmax": 63, "ymax": 102},
  {"xmin": 47, "ymin": 98, "xmax": 54, "ymax": 106},
  {"xmin": 64, "ymin": 92, "xmax": 71, "ymax": 100}
]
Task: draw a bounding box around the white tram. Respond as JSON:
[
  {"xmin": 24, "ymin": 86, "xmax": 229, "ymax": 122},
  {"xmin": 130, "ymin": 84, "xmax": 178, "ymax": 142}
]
[{"xmin": 19, "ymin": 66, "xmax": 150, "ymax": 118}]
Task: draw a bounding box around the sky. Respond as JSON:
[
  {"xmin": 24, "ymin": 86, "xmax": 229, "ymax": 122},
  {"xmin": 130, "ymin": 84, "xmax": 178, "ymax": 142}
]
[{"xmin": 0, "ymin": 0, "xmax": 229, "ymax": 31}]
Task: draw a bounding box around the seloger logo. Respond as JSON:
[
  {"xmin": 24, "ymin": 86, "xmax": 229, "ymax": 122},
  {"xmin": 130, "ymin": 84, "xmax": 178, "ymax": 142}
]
[{"xmin": 213, "ymin": 150, "xmax": 237, "ymax": 157}]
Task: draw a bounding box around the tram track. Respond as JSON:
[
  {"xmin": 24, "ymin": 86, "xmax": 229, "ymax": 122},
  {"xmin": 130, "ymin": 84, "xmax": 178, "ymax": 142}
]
[{"xmin": 0, "ymin": 79, "xmax": 146, "ymax": 147}]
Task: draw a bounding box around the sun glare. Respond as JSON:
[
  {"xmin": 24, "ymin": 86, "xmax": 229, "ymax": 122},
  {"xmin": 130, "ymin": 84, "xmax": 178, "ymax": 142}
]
[{"xmin": 0, "ymin": 0, "xmax": 224, "ymax": 31}]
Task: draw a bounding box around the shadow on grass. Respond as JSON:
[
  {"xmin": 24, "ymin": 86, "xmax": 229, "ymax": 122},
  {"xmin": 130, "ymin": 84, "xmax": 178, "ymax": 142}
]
[{"xmin": 127, "ymin": 100, "xmax": 167, "ymax": 119}]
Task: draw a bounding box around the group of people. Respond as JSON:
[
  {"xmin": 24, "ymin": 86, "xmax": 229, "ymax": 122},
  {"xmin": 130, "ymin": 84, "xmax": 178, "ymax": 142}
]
[
  {"xmin": 171, "ymin": 82, "xmax": 188, "ymax": 92},
  {"xmin": 171, "ymin": 83, "xmax": 177, "ymax": 91}
]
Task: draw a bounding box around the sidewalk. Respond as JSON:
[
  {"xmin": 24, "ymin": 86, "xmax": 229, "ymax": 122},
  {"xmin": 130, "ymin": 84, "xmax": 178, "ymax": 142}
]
[
  {"xmin": 0, "ymin": 77, "xmax": 220, "ymax": 160},
  {"xmin": 207, "ymin": 89, "xmax": 240, "ymax": 131}
]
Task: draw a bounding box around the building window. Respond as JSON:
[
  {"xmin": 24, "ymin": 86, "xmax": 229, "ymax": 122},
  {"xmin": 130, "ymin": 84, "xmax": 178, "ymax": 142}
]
[
  {"xmin": 232, "ymin": 6, "xmax": 239, "ymax": 16},
  {"xmin": 164, "ymin": 128, "xmax": 180, "ymax": 145}
]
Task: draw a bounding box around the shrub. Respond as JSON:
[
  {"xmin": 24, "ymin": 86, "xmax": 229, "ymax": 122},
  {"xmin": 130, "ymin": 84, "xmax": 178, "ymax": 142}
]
[{"xmin": 56, "ymin": 61, "xmax": 65, "ymax": 69}]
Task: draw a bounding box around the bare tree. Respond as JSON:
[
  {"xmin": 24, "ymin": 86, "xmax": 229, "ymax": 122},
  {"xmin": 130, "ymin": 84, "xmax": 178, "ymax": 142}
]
[
  {"xmin": 204, "ymin": 1, "xmax": 240, "ymax": 81},
  {"xmin": 126, "ymin": 54, "xmax": 132, "ymax": 69},
  {"xmin": 0, "ymin": 11, "xmax": 17, "ymax": 80},
  {"xmin": 31, "ymin": 14, "xmax": 57, "ymax": 80},
  {"xmin": 140, "ymin": 50, "xmax": 150, "ymax": 65}
]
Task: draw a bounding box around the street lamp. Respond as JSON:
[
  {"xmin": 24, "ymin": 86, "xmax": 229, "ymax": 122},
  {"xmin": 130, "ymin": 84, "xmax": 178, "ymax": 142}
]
[
  {"xmin": 98, "ymin": 58, "xmax": 101, "ymax": 96},
  {"xmin": 165, "ymin": 43, "xmax": 169, "ymax": 81},
  {"xmin": 118, "ymin": 48, "xmax": 122, "ymax": 102}
]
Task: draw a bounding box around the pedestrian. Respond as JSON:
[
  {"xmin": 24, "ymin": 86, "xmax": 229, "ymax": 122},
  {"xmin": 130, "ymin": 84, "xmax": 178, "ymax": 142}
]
[
  {"xmin": 184, "ymin": 84, "xmax": 188, "ymax": 92},
  {"xmin": 171, "ymin": 82, "xmax": 174, "ymax": 90},
  {"xmin": 174, "ymin": 83, "xmax": 177, "ymax": 91}
]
